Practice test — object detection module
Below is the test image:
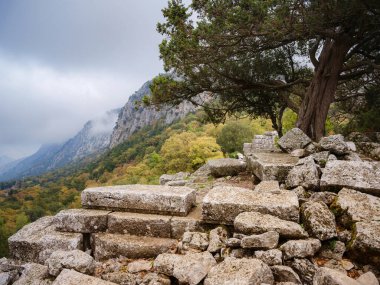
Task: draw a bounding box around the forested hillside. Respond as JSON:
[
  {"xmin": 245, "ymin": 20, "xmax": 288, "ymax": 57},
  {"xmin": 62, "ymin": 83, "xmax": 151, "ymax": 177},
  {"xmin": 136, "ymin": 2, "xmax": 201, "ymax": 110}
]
[{"xmin": 0, "ymin": 111, "xmax": 272, "ymax": 256}]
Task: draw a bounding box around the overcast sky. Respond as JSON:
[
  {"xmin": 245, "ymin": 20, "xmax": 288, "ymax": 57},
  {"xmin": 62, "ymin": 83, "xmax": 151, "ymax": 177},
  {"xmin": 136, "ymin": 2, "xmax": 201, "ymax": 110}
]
[{"xmin": 0, "ymin": 0, "xmax": 173, "ymax": 159}]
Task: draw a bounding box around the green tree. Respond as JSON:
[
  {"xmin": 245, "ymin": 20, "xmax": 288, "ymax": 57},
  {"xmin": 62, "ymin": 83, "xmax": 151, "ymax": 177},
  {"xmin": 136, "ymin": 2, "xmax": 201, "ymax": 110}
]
[
  {"xmin": 216, "ymin": 121, "xmax": 255, "ymax": 154},
  {"xmin": 151, "ymin": 0, "xmax": 380, "ymax": 140}
]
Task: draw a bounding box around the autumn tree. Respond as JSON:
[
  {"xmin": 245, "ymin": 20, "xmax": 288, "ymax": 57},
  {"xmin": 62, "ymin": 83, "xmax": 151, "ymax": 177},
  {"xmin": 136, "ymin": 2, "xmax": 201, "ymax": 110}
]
[{"xmin": 150, "ymin": 0, "xmax": 380, "ymax": 140}]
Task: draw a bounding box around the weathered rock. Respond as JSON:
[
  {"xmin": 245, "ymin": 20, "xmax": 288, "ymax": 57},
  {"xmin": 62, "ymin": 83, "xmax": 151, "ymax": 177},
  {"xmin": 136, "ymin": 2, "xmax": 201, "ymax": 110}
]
[
  {"xmin": 251, "ymin": 132, "xmax": 279, "ymax": 152},
  {"xmin": 53, "ymin": 269, "xmax": 117, "ymax": 285},
  {"xmin": 271, "ymin": 265, "xmax": 302, "ymax": 284},
  {"xmin": 313, "ymin": 267, "xmax": 360, "ymax": 285},
  {"xmin": 322, "ymin": 259, "xmax": 346, "ymax": 273},
  {"xmin": 166, "ymin": 180, "xmax": 187, "ymax": 186},
  {"xmin": 140, "ymin": 273, "xmax": 171, "ymax": 285},
  {"xmin": 340, "ymin": 259, "xmax": 354, "ymax": 271},
  {"xmin": 207, "ymin": 158, "xmax": 246, "ymax": 177},
  {"xmin": 349, "ymin": 221, "xmax": 380, "ymax": 266},
  {"xmin": 255, "ymin": 249, "xmax": 282, "ymax": 266},
  {"xmin": 286, "ymin": 156, "xmax": 320, "ymax": 190},
  {"xmin": 337, "ymin": 230, "xmax": 352, "ymax": 243},
  {"xmin": 356, "ymin": 272, "xmax": 379, "ymax": 285},
  {"xmin": 318, "ymin": 241, "xmax": 346, "ymax": 261},
  {"xmin": 229, "ymin": 248, "xmax": 254, "ymax": 259},
  {"xmin": 347, "ymin": 132, "xmax": 372, "ymax": 143},
  {"xmin": 202, "ymin": 186, "xmax": 299, "ymax": 224},
  {"xmin": 292, "ymin": 186, "xmax": 309, "ymax": 200},
  {"xmin": 331, "ymin": 188, "xmax": 380, "ymax": 226},
  {"xmin": 127, "ymin": 260, "xmax": 152, "ymax": 273},
  {"xmin": 343, "ymin": 151, "xmax": 362, "ymax": 161},
  {"xmin": 286, "ymin": 258, "xmax": 317, "ymax": 285},
  {"xmin": 170, "ymin": 208, "xmax": 206, "ymax": 239},
  {"xmin": 159, "ymin": 172, "xmax": 190, "ymax": 185},
  {"xmin": 319, "ymin": 134, "xmax": 350, "ymax": 155},
  {"xmin": 226, "ymin": 238, "xmax": 241, "ymax": 248},
  {"xmin": 234, "ymin": 212, "xmax": 308, "ymax": 239},
  {"xmin": 320, "ymin": 160, "xmax": 380, "ymax": 196},
  {"xmin": 207, "ymin": 227, "xmax": 228, "ymax": 253},
  {"xmin": 0, "ymin": 271, "xmax": 18, "ymax": 285},
  {"xmin": 301, "ymin": 201, "xmax": 337, "ymax": 241},
  {"xmin": 8, "ymin": 216, "xmax": 83, "ymax": 264},
  {"xmin": 13, "ymin": 263, "xmax": 51, "ymax": 285},
  {"xmin": 241, "ymin": 231, "xmax": 279, "ymax": 249},
  {"xmin": 247, "ymin": 152, "xmax": 298, "ymax": 182},
  {"xmin": 45, "ymin": 250, "xmax": 95, "ymax": 277},
  {"xmin": 154, "ymin": 252, "xmax": 216, "ymax": 285},
  {"xmin": 255, "ymin": 180, "xmax": 280, "ymax": 192},
  {"xmin": 181, "ymin": 231, "xmax": 209, "ymax": 252},
  {"xmin": 91, "ymin": 233, "xmax": 177, "ymax": 261},
  {"xmin": 278, "ymin": 128, "xmax": 312, "ymax": 153},
  {"xmin": 311, "ymin": 151, "xmax": 330, "ymax": 167},
  {"xmin": 81, "ymin": 185, "xmax": 196, "ymax": 216},
  {"xmin": 356, "ymin": 142, "xmax": 380, "ymax": 161},
  {"xmin": 309, "ymin": 192, "xmax": 337, "ymax": 206},
  {"xmin": 280, "ymin": 239, "xmax": 321, "ymax": 260},
  {"xmin": 305, "ymin": 142, "xmax": 318, "ymax": 154},
  {"xmin": 107, "ymin": 212, "xmax": 171, "ymax": 238},
  {"xmin": 204, "ymin": 257, "xmax": 274, "ymax": 285},
  {"xmin": 54, "ymin": 209, "xmax": 110, "ymax": 233}
]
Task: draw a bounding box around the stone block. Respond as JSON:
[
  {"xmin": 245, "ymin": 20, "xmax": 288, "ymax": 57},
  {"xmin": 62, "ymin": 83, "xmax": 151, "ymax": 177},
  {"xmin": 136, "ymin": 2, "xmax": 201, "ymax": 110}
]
[
  {"xmin": 55, "ymin": 209, "xmax": 110, "ymax": 233},
  {"xmin": 53, "ymin": 269, "xmax": 117, "ymax": 285},
  {"xmin": 207, "ymin": 158, "xmax": 246, "ymax": 177}
]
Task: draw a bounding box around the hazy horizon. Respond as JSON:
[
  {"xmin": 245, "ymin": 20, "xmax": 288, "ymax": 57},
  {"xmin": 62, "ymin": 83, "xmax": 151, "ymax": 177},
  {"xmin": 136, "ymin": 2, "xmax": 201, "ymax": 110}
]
[{"xmin": 0, "ymin": 0, "xmax": 171, "ymax": 159}]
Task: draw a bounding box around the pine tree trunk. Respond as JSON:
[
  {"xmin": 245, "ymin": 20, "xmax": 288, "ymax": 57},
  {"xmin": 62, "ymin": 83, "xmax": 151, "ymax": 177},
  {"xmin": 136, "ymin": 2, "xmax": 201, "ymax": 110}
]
[{"xmin": 297, "ymin": 38, "xmax": 350, "ymax": 141}]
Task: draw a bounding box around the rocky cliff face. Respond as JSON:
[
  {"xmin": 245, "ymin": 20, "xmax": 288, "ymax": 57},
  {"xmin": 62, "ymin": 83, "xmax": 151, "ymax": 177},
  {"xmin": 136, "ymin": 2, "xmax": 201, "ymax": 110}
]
[
  {"xmin": 109, "ymin": 81, "xmax": 197, "ymax": 148},
  {"xmin": 0, "ymin": 109, "xmax": 119, "ymax": 181}
]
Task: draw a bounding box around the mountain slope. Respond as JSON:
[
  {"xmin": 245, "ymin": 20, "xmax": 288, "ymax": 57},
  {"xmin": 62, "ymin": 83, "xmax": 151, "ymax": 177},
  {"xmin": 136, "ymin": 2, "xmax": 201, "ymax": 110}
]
[{"xmin": 110, "ymin": 80, "xmax": 197, "ymax": 147}]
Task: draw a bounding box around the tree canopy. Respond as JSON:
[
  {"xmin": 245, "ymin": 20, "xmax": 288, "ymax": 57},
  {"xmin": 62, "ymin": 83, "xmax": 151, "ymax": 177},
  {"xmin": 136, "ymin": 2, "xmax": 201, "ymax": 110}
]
[{"xmin": 150, "ymin": 0, "xmax": 380, "ymax": 140}]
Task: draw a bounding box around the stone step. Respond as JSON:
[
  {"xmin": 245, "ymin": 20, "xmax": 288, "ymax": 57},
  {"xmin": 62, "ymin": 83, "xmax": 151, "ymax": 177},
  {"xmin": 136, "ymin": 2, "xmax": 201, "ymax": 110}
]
[
  {"xmin": 202, "ymin": 186, "xmax": 299, "ymax": 224},
  {"xmin": 91, "ymin": 233, "xmax": 178, "ymax": 261},
  {"xmin": 8, "ymin": 216, "xmax": 83, "ymax": 264},
  {"xmin": 246, "ymin": 152, "xmax": 298, "ymax": 182},
  {"xmin": 81, "ymin": 184, "xmax": 196, "ymax": 216}
]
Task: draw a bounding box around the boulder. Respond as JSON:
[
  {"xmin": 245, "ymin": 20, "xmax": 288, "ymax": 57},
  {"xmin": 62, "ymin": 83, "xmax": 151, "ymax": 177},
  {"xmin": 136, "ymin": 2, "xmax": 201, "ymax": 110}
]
[
  {"xmin": 207, "ymin": 158, "xmax": 246, "ymax": 177},
  {"xmin": 240, "ymin": 231, "xmax": 279, "ymax": 249},
  {"xmin": 247, "ymin": 152, "xmax": 298, "ymax": 182},
  {"xmin": 8, "ymin": 216, "xmax": 83, "ymax": 264},
  {"xmin": 101, "ymin": 272, "xmax": 137, "ymax": 284},
  {"xmin": 204, "ymin": 257, "xmax": 274, "ymax": 285},
  {"xmin": 356, "ymin": 272, "xmax": 379, "ymax": 285},
  {"xmin": 280, "ymin": 239, "xmax": 321, "ymax": 260},
  {"xmin": 207, "ymin": 227, "xmax": 228, "ymax": 253},
  {"xmin": 127, "ymin": 260, "xmax": 152, "ymax": 273},
  {"xmin": 0, "ymin": 271, "xmax": 18, "ymax": 285},
  {"xmin": 343, "ymin": 151, "xmax": 362, "ymax": 161},
  {"xmin": 254, "ymin": 249, "xmax": 282, "ymax": 266},
  {"xmin": 319, "ymin": 134, "xmax": 350, "ymax": 155},
  {"xmin": 91, "ymin": 233, "xmax": 177, "ymax": 261},
  {"xmin": 45, "ymin": 250, "xmax": 95, "ymax": 277},
  {"xmin": 349, "ymin": 221, "xmax": 380, "ymax": 266},
  {"xmin": 301, "ymin": 201, "xmax": 337, "ymax": 241},
  {"xmin": 311, "ymin": 151, "xmax": 330, "ymax": 167},
  {"xmin": 271, "ymin": 265, "xmax": 302, "ymax": 284},
  {"xmin": 331, "ymin": 188, "xmax": 380, "ymax": 226},
  {"xmin": 53, "ymin": 269, "xmax": 117, "ymax": 285},
  {"xmin": 290, "ymin": 149, "xmax": 307, "ymax": 158},
  {"xmin": 278, "ymin": 128, "xmax": 312, "ymax": 153},
  {"xmin": 285, "ymin": 258, "xmax": 317, "ymax": 285},
  {"xmin": 320, "ymin": 160, "xmax": 380, "ymax": 196},
  {"xmin": 313, "ymin": 267, "xmax": 360, "ymax": 285},
  {"xmin": 54, "ymin": 209, "xmax": 110, "ymax": 233},
  {"xmin": 202, "ymin": 186, "xmax": 300, "ymax": 224},
  {"xmin": 81, "ymin": 184, "xmax": 196, "ymax": 216},
  {"xmin": 181, "ymin": 231, "xmax": 209, "ymax": 252},
  {"xmin": 159, "ymin": 172, "xmax": 190, "ymax": 185},
  {"xmin": 309, "ymin": 192, "xmax": 337, "ymax": 206},
  {"xmin": 234, "ymin": 212, "xmax": 308, "ymax": 239},
  {"xmin": 154, "ymin": 252, "xmax": 216, "ymax": 285},
  {"xmin": 225, "ymin": 238, "xmax": 241, "ymax": 248},
  {"xmin": 140, "ymin": 273, "xmax": 171, "ymax": 285},
  {"xmin": 292, "ymin": 186, "xmax": 309, "ymax": 200},
  {"xmin": 286, "ymin": 156, "xmax": 320, "ymax": 190}
]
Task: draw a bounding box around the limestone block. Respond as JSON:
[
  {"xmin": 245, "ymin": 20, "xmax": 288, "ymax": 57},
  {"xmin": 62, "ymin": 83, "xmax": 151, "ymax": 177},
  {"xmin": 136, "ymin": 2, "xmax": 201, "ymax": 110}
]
[
  {"xmin": 278, "ymin": 128, "xmax": 312, "ymax": 153},
  {"xmin": 207, "ymin": 158, "xmax": 246, "ymax": 177}
]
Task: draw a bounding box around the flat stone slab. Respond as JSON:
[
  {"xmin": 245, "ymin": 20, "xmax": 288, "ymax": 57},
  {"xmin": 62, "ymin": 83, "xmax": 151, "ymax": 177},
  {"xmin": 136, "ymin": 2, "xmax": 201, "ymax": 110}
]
[
  {"xmin": 53, "ymin": 269, "xmax": 117, "ymax": 285},
  {"xmin": 8, "ymin": 216, "xmax": 83, "ymax": 263},
  {"xmin": 207, "ymin": 158, "xmax": 246, "ymax": 177},
  {"xmin": 320, "ymin": 160, "xmax": 380, "ymax": 196},
  {"xmin": 247, "ymin": 152, "xmax": 298, "ymax": 182},
  {"xmin": 55, "ymin": 209, "xmax": 111, "ymax": 233},
  {"xmin": 332, "ymin": 188, "xmax": 380, "ymax": 225},
  {"xmin": 81, "ymin": 184, "xmax": 196, "ymax": 216},
  {"xmin": 202, "ymin": 186, "xmax": 299, "ymax": 224},
  {"xmin": 108, "ymin": 212, "xmax": 172, "ymax": 238},
  {"xmin": 91, "ymin": 233, "xmax": 178, "ymax": 261},
  {"xmin": 254, "ymin": 180, "xmax": 280, "ymax": 192}
]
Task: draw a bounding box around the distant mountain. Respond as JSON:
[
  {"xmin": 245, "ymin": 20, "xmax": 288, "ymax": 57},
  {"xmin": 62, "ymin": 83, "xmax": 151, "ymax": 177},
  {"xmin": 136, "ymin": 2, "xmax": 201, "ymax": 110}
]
[
  {"xmin": 0, "ymin": 109, "xmax": 119, "ymax": 182},
  {"xmin": 110, "ymin": 80, "xmax": 197, "ymax": 147},
  {"xmin": 0, "ymin": 156, "xmax": 13, "ymax": 168}
]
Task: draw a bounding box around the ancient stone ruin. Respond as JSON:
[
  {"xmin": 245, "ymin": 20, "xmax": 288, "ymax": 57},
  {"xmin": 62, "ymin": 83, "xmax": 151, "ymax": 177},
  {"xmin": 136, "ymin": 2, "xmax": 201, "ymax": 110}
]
[{"xmin": 2, "ymin": 128, "xmax": 380, "ymax": 285}]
